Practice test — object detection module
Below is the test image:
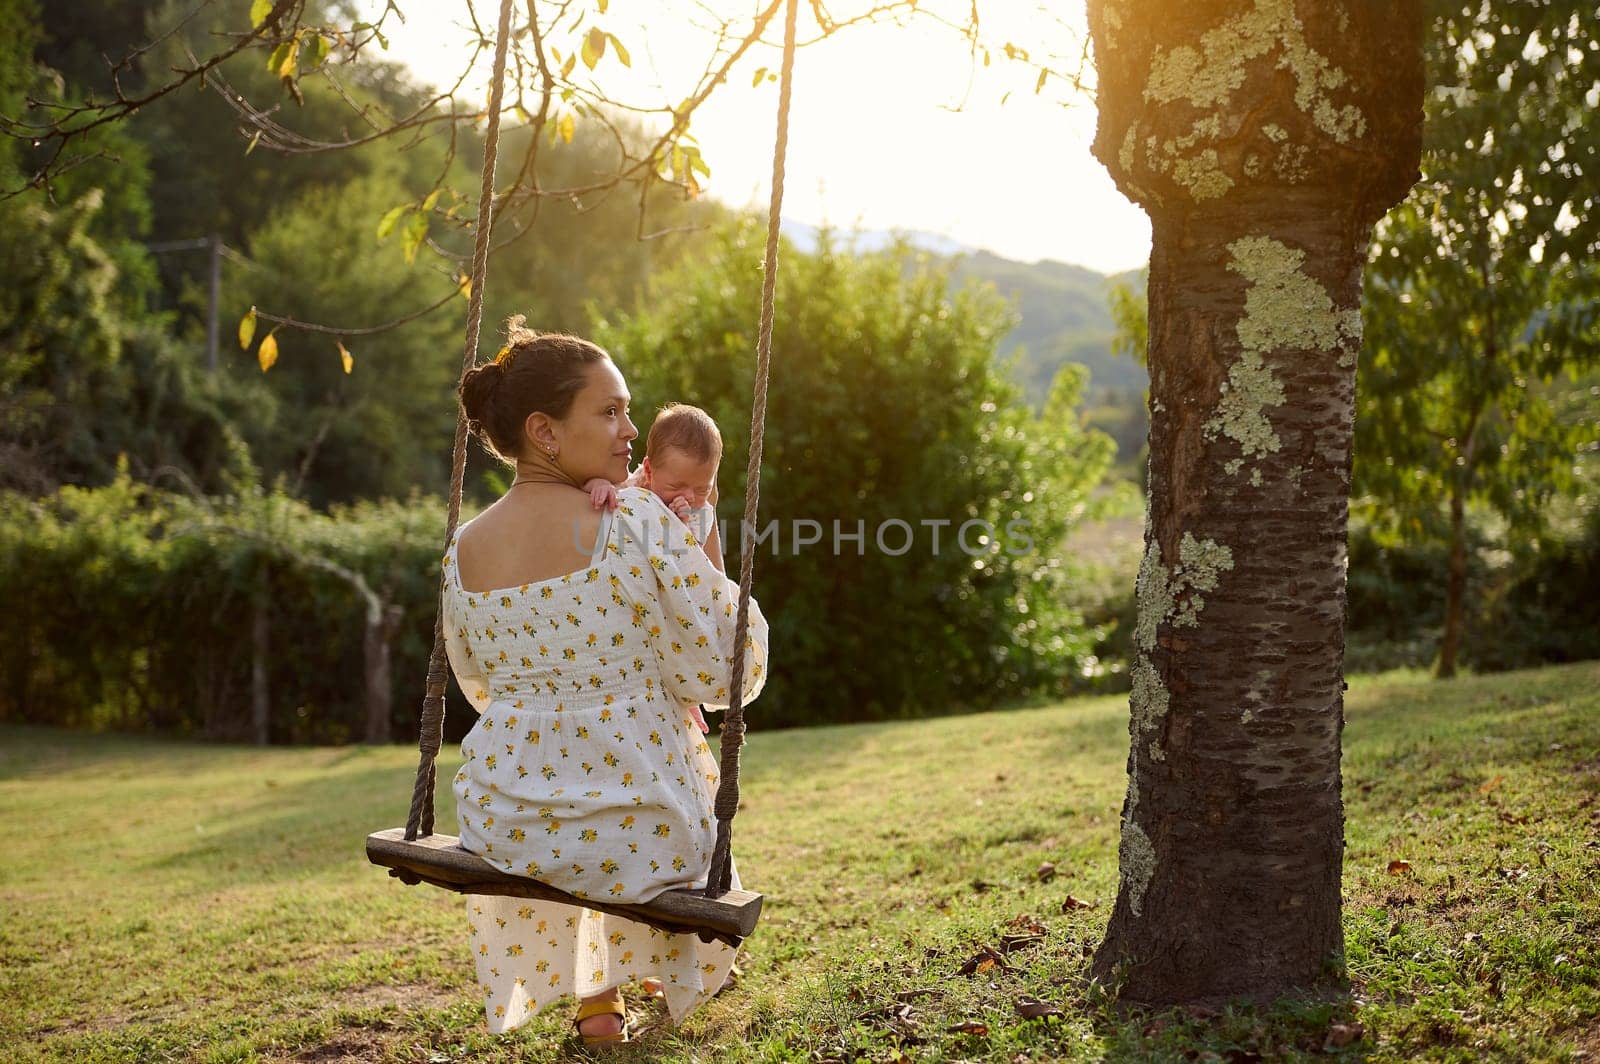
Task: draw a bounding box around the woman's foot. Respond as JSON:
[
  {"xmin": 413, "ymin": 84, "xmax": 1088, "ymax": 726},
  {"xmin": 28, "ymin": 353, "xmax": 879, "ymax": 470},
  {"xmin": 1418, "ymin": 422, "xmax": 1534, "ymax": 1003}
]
[{"xmin": 574, "ymin": 990, "xmax": 626, "ymax": 1044}]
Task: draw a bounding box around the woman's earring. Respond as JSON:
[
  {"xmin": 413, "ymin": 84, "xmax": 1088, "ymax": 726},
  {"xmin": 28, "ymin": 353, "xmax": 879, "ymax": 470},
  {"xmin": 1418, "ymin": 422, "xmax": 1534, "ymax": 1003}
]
[{"xmin": 547, "ymin": 447, "xmax": 557, "ymax": 458}]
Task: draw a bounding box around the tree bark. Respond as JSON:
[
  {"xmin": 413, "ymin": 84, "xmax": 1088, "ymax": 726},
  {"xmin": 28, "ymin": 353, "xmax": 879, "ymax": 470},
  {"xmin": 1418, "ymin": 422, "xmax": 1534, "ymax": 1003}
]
[
  {"xmin": 363, "ymin": 603, "xmax": 404, "ymax": 744},
  {"xmin": 1085, "ymin": 0, "xmax": 1424, "ymax": 1004},
  {"xmin": 1438, "ymin": 483, "xmax": 1466, "ymax": 678},
  {"xmin": 251, "ymin": 569, "xmax": 271, "ymax": 747}
]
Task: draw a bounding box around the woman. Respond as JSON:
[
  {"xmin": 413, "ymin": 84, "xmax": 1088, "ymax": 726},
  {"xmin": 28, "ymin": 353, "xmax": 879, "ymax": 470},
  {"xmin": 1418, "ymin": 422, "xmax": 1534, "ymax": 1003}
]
[{"xmin": 442, "ymin": 320, "xmax": 770, "ymax": 1043}]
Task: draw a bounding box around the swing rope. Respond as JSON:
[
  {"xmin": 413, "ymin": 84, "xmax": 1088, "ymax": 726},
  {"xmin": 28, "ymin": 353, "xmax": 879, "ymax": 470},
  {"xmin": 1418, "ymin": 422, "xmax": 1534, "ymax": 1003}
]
[
  {"xmin": 405, "ymin": 0, "xmax": 515, "ymax": 843},
  {"xmin": 705, "ymin": 0, "xmax": 799, "ymax": 897}
]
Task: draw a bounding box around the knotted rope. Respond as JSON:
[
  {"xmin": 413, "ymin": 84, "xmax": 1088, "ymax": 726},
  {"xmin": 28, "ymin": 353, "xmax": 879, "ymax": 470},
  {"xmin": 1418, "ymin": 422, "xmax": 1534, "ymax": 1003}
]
[
  {"xmin": 703, "ymin": 0, "xmax": 799, "ymax": 898},
  {"xmin": 405, "ymin": 0, "xmax": 515, "ymax": 842}
]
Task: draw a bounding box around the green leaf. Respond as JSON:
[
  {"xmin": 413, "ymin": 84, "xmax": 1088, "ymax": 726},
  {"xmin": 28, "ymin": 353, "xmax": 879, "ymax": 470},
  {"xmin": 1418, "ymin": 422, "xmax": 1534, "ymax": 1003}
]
[
  {"xmin": 751, "ymin": 66, "xmax": 768, "ymax": 87},
  {"xmin": 245, "ymin": 130, "xmax": 262, "ymax": 155},
  {"xmin": 304, "ymin": 32, "xmax": 329, "ymax": 70},
  {"xmin": 376, "ymin": 205, "xmax": 407, "ymax": 241},
  {"xmin": 401, "ymin": 211, "xmax": 429, "ymax": 264},
  {"xmin": 422, "ymin": 189, "xmax": 442, "ymax": 212},
  {"xmin": 607, "ymin": 33, "xmax": 630, "ymax": 68},
  {"xmin": 238, "ymin": 307, "xmax": 257, "ymax": 350},
  {"xmin": 558, "ymin": 112, "xmax": 575, "ymax": 144},
  {"xmin": 581, "ymin": 27, "xmax": 606, "ymax": 70},
  {"xmin": 250, "ymin": 0, "xmax": 275, "ymax": 29}
]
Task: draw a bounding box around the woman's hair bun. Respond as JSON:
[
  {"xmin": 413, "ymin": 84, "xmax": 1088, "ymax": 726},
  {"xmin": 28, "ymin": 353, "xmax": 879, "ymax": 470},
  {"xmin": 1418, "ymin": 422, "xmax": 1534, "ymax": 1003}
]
[{"xmin": 458, "ymin": 360, "xmax": 506, "ymax": 437}]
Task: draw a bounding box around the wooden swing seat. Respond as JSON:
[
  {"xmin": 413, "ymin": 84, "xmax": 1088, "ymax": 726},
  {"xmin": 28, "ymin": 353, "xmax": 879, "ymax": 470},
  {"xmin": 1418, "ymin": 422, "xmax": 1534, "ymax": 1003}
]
[{"xmin": 365, "ymin": 828, "xmax": 761, "ymax": 946}]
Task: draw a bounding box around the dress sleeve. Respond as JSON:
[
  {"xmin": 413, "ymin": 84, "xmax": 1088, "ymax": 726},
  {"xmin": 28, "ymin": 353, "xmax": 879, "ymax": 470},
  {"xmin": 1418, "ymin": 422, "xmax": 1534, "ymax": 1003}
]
[
  {"xmin": 614, "ymin": 489, "xmax": 769, "ymax": 710},
  {"xmin": 440, "ymin": 561, "xmax": 493, "ymax": 714}
]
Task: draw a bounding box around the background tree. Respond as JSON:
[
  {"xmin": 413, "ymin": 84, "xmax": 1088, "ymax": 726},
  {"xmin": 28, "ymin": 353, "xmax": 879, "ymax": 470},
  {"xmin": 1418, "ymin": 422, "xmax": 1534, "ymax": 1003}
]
[
  {"xmin": 1085, "ymin": 0, "xmax": 1424, "ymax": 1005},
  {"xmin": 1352, "ymin": 0, "xmax": 1600, "ymax": 677}
]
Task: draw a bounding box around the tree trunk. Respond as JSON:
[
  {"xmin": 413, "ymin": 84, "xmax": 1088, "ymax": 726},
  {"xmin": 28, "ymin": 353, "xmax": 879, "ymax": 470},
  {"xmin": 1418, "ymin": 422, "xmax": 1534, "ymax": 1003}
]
[
  {"xmin": 363, "ymin": 603, "xmax": 404, "ymax": 744},
  {"xmin": 1438, "ymin": 483, "xmax": 1466, "ymax": 678},
  {"xmin": 251, "ymin": 570, "xmax": 271, "ymax": 747},
  {"xmin": 1085, "ymin": 0, "xmax": 1424, "ymax": 1004}
]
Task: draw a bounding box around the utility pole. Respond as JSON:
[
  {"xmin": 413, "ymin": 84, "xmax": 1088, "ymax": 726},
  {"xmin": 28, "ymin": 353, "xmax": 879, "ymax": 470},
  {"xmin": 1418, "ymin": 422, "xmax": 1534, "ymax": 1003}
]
[
  {"xmin": 147, "ymin": 234, "xmax": 225, "ymax": 371},
  {"xmin": 207, "ymin": 234, "xmax": 222, "ymax": 372}
]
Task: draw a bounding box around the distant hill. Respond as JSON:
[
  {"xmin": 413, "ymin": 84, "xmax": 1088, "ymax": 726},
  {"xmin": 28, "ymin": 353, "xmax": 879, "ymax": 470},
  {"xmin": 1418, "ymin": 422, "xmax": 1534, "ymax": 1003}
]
[
  {"xmin": 781, "ymin": 221, "xmax": 1145, "ymax": 405},
  {"xmin": 950, "ymin": 251, "xmax": 1147, "ymax": 406},
  {"xmin": 779, "ymin": 222, "xmax": 1149, "ymax": 465}
]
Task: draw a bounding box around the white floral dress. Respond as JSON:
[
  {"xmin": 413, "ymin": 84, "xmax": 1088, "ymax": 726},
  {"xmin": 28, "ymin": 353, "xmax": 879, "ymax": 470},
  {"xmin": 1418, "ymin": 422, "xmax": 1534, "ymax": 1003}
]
[{"xmin": 442, "ymin": 487, "xmax": 770, "ymax": 1031}]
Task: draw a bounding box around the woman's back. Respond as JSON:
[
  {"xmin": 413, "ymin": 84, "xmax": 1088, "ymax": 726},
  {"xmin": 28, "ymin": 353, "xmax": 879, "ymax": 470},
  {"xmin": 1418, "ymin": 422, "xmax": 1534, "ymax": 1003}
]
[{"xmin": 454, "ymin": 485, "xmax": 604, "ymax": 593}]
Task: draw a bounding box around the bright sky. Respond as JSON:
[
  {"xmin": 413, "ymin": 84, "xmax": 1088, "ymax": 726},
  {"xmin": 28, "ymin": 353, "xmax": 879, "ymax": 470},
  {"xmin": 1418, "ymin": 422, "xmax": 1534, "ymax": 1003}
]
[{"xmin": 368, "ymin": 1, "xmax": 1152, "ymax": 275}]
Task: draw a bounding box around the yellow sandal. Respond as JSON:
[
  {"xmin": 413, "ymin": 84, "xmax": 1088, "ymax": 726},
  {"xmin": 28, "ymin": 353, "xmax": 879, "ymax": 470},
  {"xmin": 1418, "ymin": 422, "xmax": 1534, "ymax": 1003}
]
[{"xmin": 573, "ymin": 996, "xmax": 628, "ymax": 1047}]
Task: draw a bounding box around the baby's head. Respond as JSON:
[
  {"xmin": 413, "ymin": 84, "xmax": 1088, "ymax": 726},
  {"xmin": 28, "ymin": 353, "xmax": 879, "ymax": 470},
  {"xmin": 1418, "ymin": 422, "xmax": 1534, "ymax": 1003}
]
[{"xmin": 641, "ymin": 403, "xmax": 721, "ymax": 509}]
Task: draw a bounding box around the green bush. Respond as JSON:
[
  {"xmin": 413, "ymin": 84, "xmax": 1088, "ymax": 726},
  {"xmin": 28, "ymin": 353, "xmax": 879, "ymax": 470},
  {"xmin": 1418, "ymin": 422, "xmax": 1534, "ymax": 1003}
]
[{"xmin": 0, "ymin": 469, "xmax": 483, "ymax": 744}]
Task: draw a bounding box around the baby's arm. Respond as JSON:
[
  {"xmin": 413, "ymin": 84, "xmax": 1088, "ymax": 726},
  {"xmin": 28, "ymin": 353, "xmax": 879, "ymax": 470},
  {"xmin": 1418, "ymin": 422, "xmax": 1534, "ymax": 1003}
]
[{"xmin": 581, "ymin": 477, "xmax": 620, "ymax": 511}]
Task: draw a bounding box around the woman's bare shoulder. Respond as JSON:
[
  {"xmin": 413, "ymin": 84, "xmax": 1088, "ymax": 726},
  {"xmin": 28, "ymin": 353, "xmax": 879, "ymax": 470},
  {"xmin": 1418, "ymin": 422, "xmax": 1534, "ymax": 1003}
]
[{"xmin": 454, "ymin": 489, "xmax": 604, "ymax": 589}]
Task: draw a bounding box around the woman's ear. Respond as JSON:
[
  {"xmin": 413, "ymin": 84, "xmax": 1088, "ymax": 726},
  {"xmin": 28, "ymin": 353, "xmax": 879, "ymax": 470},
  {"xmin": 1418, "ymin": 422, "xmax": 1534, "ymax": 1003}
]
[{"xmin": 523, "ymin": 411, "xmax": 559, "ymax": 457}]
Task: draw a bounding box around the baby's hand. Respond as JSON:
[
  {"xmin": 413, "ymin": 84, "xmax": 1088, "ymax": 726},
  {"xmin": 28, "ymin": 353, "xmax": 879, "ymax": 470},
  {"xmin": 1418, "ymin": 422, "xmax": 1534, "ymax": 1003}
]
[
  {"xmin": 583, "ymin": 478, "xmax": 620, "ymax": 511},
  {"xmin": 688, "ymin": 704, "xmax": 710, "ymax": 734},
  {"xmin": 666, "ymin": 495, "xmax": 694, "ymax": 523}
]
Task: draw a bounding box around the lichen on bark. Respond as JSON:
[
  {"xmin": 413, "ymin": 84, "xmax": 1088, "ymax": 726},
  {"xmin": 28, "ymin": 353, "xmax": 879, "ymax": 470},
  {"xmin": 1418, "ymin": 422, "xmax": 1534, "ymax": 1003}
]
[
  {"xmin": 1120, "ymin": 526, "xmax": 1235, "ymax": 912},
  {"xmin": 1142, "ymin": 0, "xmax": 1366, "ymax": 142},
  {"xmin": 1206, "ymin": 235, "xmax": 1362, "ymax": 479}
]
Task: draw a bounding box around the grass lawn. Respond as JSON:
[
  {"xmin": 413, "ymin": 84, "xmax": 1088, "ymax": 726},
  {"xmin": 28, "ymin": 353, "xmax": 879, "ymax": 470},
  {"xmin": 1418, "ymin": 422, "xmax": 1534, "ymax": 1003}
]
[{"xmin": 3, "ymin": 661, "xmax": 1597, "ymax": 1063}]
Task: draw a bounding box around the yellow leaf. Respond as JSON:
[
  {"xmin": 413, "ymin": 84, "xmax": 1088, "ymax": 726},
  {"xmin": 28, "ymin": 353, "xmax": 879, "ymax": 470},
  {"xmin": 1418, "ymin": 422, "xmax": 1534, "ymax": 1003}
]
[
  {"xmin": 250, "ymin": 0, "xmax": 274, "ymax": 29},
  {"xmin": 1035, "ymin": 68, "xmax": 1048, "ymax": 94},
  {"xmin": 269, "ymin": 38, "xmax": 299, "ymax": 79},
  {"xmin": 607, "ymin": 33, "xmax": 630, "ymax": 68},
  {"xmin": 558, "ymin": 112, "xmax": 575, "ymax": 144},
  {"xmin": 458, "ymin": 273, "xmax": 473, "ymax": 300},
  {"xmin": 258, "ymin": 331, "xmax": 279, "ymax": 372},
  {"xmin": 375, "ymin": 204, "xmax": 407, "ymax": 241},
  {"xmin": 338, "ymin": 341, "xmax": 353, "ymax": 374},
  {"xmin": 238, "ymin": 307, "xmax": 257, "ymax": 350},
  {"xmin": 581, "ymin": 27, "xmax": 606, "ymax": 70}
]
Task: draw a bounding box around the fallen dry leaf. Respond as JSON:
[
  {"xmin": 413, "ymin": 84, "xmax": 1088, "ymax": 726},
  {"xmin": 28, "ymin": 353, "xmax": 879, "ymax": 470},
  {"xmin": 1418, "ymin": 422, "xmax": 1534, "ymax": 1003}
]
[
  {"xmin": 1007, "ymin": 913, "xmax": 1048, "ymax": 935},
  {"xmin": 955, "ymin": 946, "xmax": 1011, "ymax": 977},
  {"xmin": 1062, "ymin": 894, "xmax": 1097, "ymax": 911},
  {"xmin": 1000, "ymin": 933, "xmax": 1045, "ymax": 956},
  {"xmin": 1386, "ymin": 859, "xmax": 1412, "ymax": 876},
  {"xmin": 1013, "ymin": 995, "xmax": 1064, "ymax": 1022},
  {"xmin": 946, "ymin": 1020, "xmax": 989, "ymax": 1036},
  {"xmin": 1479, "ymin": 775, "xmax": 1504, "ymax": 794},
  {"xmin": 1036, "ymin": 862, "xmax": 1057, "ymax": 882},
  {"xmin": 1324, "ymin": 1021, "xmax": 1365, "ymax": 1048}
]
